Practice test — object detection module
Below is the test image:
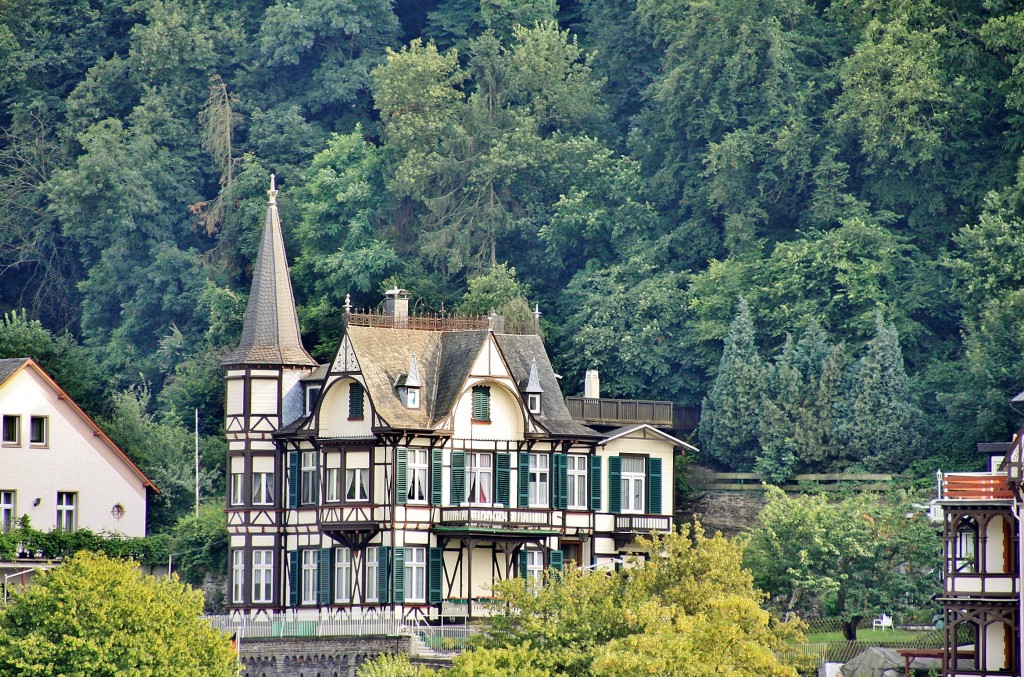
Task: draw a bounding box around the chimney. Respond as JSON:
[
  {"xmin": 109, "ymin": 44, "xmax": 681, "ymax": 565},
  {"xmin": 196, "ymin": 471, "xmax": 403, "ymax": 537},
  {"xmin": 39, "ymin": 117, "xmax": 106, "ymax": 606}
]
[
  {"xmin": 384, "ymin": 288, "xmax": 409, "ymax": 328},
  {"xmin": 488, "ymin": 311, "xmax": 505, "ymax": 334},
  {"xmin": 584, "ymin": 370, "xmax": 600, "ymax": 399}
]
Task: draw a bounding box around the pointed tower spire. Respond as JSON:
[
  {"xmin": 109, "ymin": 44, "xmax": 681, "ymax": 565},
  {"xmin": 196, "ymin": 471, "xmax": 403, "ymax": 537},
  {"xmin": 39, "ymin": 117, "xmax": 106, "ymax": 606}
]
[
  {"xmin": 223, "ymin": 175, "xmax": 317, "ymax": 367},
  {"xmin": 406, "ymin": 353, "xmax": 421, "ymax": 388},
  {"xmin": 525, "ymin": 359, "xmax": 543, "ymax": 393}
]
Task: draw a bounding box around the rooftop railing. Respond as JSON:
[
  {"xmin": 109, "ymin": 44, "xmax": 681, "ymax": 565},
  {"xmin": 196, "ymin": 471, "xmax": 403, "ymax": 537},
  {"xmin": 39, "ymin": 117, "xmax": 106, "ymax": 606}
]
[
  {"xmin": 565, "ymin": 397, "xmax": 674, "ymax": 427},
  {"xmin": 941, "ymin": 472, "xmax": 1014, "ymax": 500}
]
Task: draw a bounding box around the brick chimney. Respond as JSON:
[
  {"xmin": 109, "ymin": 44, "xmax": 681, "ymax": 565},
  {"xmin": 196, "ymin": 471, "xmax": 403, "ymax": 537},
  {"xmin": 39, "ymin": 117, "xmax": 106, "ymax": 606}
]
[{"xmin": 384, "ymin": 288, "xmax": 409, "ymax": 328}]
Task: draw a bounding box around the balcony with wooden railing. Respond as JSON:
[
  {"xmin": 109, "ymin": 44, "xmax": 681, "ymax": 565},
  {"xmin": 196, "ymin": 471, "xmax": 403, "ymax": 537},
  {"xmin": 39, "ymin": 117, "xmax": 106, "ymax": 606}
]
[
  {"xmin": 434, "ymin": 507, "xmax": 560, "ymax": 534},
  {"xmin": 565, "ymin": 397, "xmax": 674, "ymax": 427},
  {"xmin": 941, "ymin": 472, "xmax": 1014, "ymax": 501}
]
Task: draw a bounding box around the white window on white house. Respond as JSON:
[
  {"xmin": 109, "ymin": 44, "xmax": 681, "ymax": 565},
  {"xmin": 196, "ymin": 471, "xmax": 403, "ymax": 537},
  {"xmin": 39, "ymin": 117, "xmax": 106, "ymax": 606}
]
[
  {"xmin": 56, "ymin": 492, "xmax": 76, "ymax": 531},
  {"xmin": 335, "ymin": 547, "xmax": 352, "ymax": 602},
  {"xmin": 305, "ymin": 386, "xmax": 321, "ymax": 416},
  {"xmin": 365, "ymin": 547, "xmax": 379, "ymax": 602},
  {"xmin": 621, "ymin": 456, "xmax": 646, "ymax": 514},
  {"xmin": 465, "ymin": 452, "xmax": 493, "ymax": 505},
  {"xmin": 301, "ymin": 451, "xmax": 317, "ymax": 505},
  {"xmin": 232, "ymin": 550, "xmax": 245, "ymax": 603},
  {"xmin": 252, "ymin": 550, "xmax": 273, "ymax": 603},
  {"xmin": 301, "ymin": 549, "xmax": 318, "ymax": 604},
  {"xmin": 568, "ymin": 455, "xmax": 587, "ymax": 510},
  {"xmin": 0, "ymin": 491, "xmax": 14, "ymax": 533},
  {"xmin": 407, "ymin": 449, "xmax": 428, "ymax": 503},
  {"xmin": 252, "ymin": 472, "xmax": 274, "ymax": 505},
  {"xmin": 2, "ymin": 415, "xmax": 19, "ymax": 445},
  {"xmin": 346, "ymin": 468, "xmax": 369, "ymax": 502},
  {"xmin": 29, "ymin": 416, "xmax": 46, "ymax": 445},
  {"xmin": 405, "ymin": 546, "xmax": 426, "ymax": 603},
  {"xmin": 529, "ymin": 454, "xmax": 550, "ymax": 508},
  {"xmin": 524, "ymin": 549, "xmax": 544, "ymax": 582},
  {"xmin": 230, "ymin": 472, "xmax": 244, "ymax": 505},
  {"xmin": 326, "ymin": 467, "xmax": 341, "ymax": 502}
]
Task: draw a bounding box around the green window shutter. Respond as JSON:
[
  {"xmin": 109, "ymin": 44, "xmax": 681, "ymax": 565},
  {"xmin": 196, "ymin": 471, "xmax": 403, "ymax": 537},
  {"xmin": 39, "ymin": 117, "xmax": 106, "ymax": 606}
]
[
  {"xmin": 428, "ymin": 547, "xmax": 443, "ymax": 604},
  {"xmin": 288, "ymin": 452, "xmax": 299, "ymax": 508},
  {"xmin": 472, "ymin": 385, "xmax": 490, "ymax": 421},
  {"xmin": 549, "ymin": 550, "xmax": 563, "ymax": 572},
  {"xmin": 378, "ymin": 546, "xmax": 391, "ymax": 604},
  {"xmin": 518, "ymin": 452, "xmax": 530, "ymax": 508},
  {"xmin": 648, "ymin": 458, "xmax": 663, "ymax": 515},
  {"xmin": 554, "ymin": 453, "xmax": 568, "ymax": 510},
  {"xmin": 590, "ymin": 456, "xmax": 602, "ymax": 511},
  {"xmin": 430, "ymin": 449, "xmax": 443, "ymax": 505},
  {"xmin": 348, "ymin": 382, "xmax": 364, "ymax": 418},
  {"xmin": 519, "ymin": 549, "xmax": 529, "ymax": 579},
  {"xmin": 288, "ymin": 550, "xmax": 299, "ymax": 607},
  {"xmin": 312, "ymin": 453, "xmax": 319, "ymax": 504},
  {"xmin": 495, "ymin": 453, "xmax": 511, "ymax": 506},
  {"xmin": 450, "ymin": 451, "xmax": 465, "ymax": 505},
  {"xmin": 393, "ymin": 547, "xmax": 406, "ymax": 604},
  {"xmin": 396, "ymin": 448, "xmax": 408, "ymax": 505},
  {"xmin": 318, "ymin": 548, "xmax": 332, "ymax": 605},
  {"xmin": 608, "ymin": 456, "xmax": 622, "ymax": 515}
]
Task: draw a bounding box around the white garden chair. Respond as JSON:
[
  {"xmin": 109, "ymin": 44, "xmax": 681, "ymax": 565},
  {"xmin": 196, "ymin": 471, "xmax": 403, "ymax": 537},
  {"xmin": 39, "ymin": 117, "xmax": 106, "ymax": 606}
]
[{"xmin": 871, "ymin": 613, "xmax": 894, "ymax": 631}]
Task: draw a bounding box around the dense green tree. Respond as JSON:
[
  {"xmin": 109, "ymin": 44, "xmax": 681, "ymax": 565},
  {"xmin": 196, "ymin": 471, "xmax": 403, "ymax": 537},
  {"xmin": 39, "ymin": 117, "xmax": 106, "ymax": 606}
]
[
  {"xmin": 746, "ymin": 487, "xmax": 940, "ymax": 640},
  {"xmin": 701, "ymin": 298, "xmax": 766, "ymax": 471},
  {"xmin": 0, "ymin": 551, "xmax": 238, "ymax": 676}
]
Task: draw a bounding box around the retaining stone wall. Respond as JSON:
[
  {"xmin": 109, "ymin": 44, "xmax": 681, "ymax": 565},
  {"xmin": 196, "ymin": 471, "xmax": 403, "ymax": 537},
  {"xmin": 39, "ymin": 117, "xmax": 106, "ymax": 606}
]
[{"xmin": 239, "ymin": 635, "xmax": 412, "ymax": 677}]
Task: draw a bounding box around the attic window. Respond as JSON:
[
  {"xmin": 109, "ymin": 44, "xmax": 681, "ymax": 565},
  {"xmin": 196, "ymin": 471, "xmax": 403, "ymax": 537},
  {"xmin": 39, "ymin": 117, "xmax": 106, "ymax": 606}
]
[
  {"xmin": 472, "ymin": 385, "xmax": 490, "ymax": 422},
  {"xmin": 527, "ymin": 393, "xmax": 541, "ymax": 414},
  {"xmin": 305, "ymin": 386, "xmax": 321, "ymax": 416},
  {"xmin": 405, "ymin": 387, "xmax": 419, "ymax": 409}
]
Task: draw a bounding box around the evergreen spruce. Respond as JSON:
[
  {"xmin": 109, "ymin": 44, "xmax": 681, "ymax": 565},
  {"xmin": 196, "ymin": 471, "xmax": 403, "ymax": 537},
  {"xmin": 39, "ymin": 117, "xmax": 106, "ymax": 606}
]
[
  {"xmin": 701, "ymin": 298, "xmax": 766, "ymax": 471},
  {"xmin": 835, "ymin": 314, "xmax": 922, "ymax": 472}
]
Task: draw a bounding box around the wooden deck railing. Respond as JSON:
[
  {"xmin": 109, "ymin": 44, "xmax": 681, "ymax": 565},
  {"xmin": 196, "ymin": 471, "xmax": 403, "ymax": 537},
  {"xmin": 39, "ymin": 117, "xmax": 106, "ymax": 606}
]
[
  {"xmin": 565, "ymin": 397, "xmax": 674, "ymax": 426},
  {"xmin": 941, "ymin": 472, "xmax": 1014, "ymax": 500}
]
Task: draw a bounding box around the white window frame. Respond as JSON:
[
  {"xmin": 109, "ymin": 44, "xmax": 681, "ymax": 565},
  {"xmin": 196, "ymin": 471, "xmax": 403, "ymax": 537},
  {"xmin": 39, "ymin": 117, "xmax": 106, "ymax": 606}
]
[
  {"xmin": 465, "ymin": 452, "xmax": 493, "ymax": 505},
  {"xmin": 305, "ymin": 386, "xmax": 321, "ymax": 416},
  {"xmin": 527, "ymin": 393, "xmax": 541, "ymax": 414},
  {"xmin": 232, "ymin": 550, "xmax": 245, "ymax": 603},
  {"xmin": 300, "ymin": 451, "xmax": 317, "ymax": 505},
  {"xmin": 325, "ymin": 467, "xmax": 342, "ymax": 502},
  {"xmin": 0, "ymin": 491, "xmax": 14, "ymax": 533},
  {"xmin": 28, "ymin": 416, "xmax": 47, "ymax": 446},
  {"xmin": 405, "ymin": 387, "xmax": 419, "ymax": 409},
  {"xmin": 954, "ymin": 521, "xmax": 978, "ymax": 573},
  {"xmin": 621, "ymin": 456, "xmax": 646, "ymax": 514},
  {"xmin": 568, "ymin": 455, "xmax": 587, "ymax": 510},
  {"xmin": 405, "ymin": 546, "xmax": 426, "ymax": 603},
  {"xmin": 56, "ymin": 492, "xmax": 76, "ymax": 532},
  {"xmin": 407, "ymin": 449, "xmax": 428, "ymax": 503},
  {"xmin": 252, "ymin": 472, "xmax": 274, "ymax": 505},
  {"xmin": 335, "ymin": 547, "xmax": 352, "ymax": 602},
  {"xmin": 346, "ymin": 467, "xmax": 369, "ymax": 502},
  {"xmin": 365, "ymin": 547, "xmax": 379, "ymax": 602},
  {"xmin": 529, "ymin": 454, "xmax": 550, "ymax": 508},
  {"xmin": 230, "ymin": 472, "xmax": 244, "ymax": 505},
  {"xmin": 2, "ymin": 415, "xmax": 19, "ymax": 445},
  {"xmin": 252, "ymin": 550, "xmax": 273, "ymax": 603},
  {"xmin": 301, "ymin": 549, "xmax": 318, "ymax": 604},
  {"xmin": 525, "ymin": 549, "xmax": 544, "ymax": 582}
]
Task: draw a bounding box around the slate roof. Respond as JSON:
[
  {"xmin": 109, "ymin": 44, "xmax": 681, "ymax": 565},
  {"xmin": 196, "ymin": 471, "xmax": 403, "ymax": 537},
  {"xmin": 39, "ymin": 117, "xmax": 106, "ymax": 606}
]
[
  {"xmin": 0, "ymin": 357, "xmax": 28, "ymax": 385},
  {"xmin": 495, "ymin": 334, "xmax": 599, "ymax": 438},
  {"xmin": 223, "ymin": 183, "xmax": 316, "ymax": 368},
  {"xmin": 337, "ymin": 324, "xmax": 598, "ymax": 438}
]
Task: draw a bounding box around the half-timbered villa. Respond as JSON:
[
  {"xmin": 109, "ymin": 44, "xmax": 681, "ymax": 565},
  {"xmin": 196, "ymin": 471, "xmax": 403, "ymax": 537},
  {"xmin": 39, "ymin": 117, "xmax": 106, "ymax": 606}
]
[
  {"xmin": 224, "ymin": 179, "xmax": 694, "ymax": 622},
  {"xmin": 937, "ymin": 440, "xmax": 1022, "ymax": 676}
]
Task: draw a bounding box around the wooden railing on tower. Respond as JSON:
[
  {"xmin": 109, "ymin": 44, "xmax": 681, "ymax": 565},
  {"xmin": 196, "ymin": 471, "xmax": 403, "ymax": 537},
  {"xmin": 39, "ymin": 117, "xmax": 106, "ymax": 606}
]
[{"xmin": 941, "ymin": 472, "xmax": 1014, "ymax": 500}]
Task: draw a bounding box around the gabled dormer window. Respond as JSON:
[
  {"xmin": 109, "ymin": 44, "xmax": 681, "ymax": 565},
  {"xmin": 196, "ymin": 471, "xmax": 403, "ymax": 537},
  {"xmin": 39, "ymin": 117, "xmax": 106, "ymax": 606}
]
[
  {"xmin": 472, "ymin": 385, "xmax": 490, "ymax": 422},
  {"xmin": 527, "ymin": 393, "xmax": 541, "ymax": 414},
  {"xmin": 348, "ymin": 382, "xmax": 364, "ymax": 420},
  {"xmin": 523, "ymin": 360, "xmax": 543, "ymax": 415},
  {"xmin": 398, "ymin": 353, "xmax": 421, "ymax": 410},
  {"xmin": 305, "ymin": 386, "xmax": 321, "ymax": 416}
]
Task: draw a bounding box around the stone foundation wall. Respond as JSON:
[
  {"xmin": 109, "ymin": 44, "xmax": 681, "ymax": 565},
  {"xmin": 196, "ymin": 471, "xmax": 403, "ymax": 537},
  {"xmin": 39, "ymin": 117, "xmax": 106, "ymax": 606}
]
[
  {"xmin": 239, "ymin": 636, "xmax": 412, "ymax": 677},
  {"xmin": 684, "ymin": 491, "xmax": 769, "ymax": 538}
]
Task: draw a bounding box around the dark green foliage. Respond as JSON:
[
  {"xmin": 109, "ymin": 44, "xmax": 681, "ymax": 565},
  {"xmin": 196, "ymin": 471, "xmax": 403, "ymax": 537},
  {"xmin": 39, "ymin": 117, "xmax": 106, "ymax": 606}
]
[{"xmin": 701, "ymin": 299, "xmax": 766, "ymax": 471}]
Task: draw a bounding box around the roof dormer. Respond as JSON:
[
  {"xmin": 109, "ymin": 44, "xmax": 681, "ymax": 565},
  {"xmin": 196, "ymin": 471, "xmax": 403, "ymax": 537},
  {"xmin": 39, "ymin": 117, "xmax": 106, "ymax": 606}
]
[
  {"xmin": 522, "ymin": 359, "xmax": 544, "ymax": 414},
  {"xmin": 397, "ymin": 353, "xmax": 421, "ymax": 409}
]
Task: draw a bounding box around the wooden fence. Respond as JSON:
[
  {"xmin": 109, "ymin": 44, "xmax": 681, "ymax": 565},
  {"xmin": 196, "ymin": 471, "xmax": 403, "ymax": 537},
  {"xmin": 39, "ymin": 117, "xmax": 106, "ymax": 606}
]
[{"xmin": 696, "ymin": 472, "xmax": 895, "ymax": 493}]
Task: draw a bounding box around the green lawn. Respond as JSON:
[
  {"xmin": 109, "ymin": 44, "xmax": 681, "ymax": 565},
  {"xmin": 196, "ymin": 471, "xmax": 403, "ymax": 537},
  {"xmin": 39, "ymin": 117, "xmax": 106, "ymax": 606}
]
[{"xmin": 804, "ymin": 628, "xmax": 937, "ymax": 644}]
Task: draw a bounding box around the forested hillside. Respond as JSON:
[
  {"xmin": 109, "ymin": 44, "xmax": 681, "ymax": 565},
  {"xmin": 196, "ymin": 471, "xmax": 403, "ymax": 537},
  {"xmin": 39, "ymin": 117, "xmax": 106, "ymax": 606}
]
[{"xmin": 2, "ymin": 0, "xmax": 1023, "ymax": 527}]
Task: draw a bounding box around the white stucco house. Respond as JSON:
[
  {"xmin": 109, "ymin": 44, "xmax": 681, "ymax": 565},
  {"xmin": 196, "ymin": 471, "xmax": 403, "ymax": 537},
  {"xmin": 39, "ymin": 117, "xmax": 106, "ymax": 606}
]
[{"xmin": 0, "ymin": 357, "xmax": 157, "ymax": 580}]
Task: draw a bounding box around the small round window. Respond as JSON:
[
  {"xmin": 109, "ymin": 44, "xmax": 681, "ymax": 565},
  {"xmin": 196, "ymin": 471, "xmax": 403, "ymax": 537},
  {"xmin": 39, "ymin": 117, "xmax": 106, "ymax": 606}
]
[{"xmin": 111, "ymin": 504, "xmax": 125, "ymax": 520}]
